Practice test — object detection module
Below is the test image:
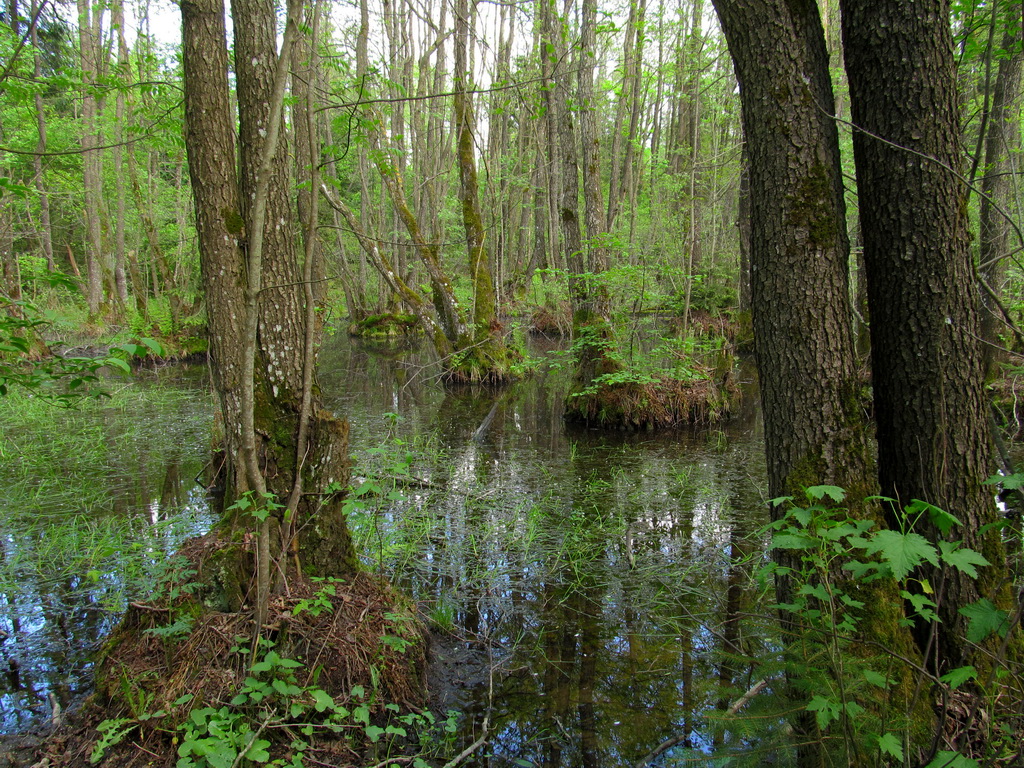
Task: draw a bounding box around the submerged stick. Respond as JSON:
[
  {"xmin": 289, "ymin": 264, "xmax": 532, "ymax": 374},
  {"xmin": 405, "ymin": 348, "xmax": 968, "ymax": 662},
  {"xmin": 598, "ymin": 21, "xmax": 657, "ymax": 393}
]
[
  {"xmin": 471, "ymin": 400, "xmax": 501, "ymax": 443},
  {"xmin": 633, "ymin": 678, "xmax": 770, "ymax": 767}
]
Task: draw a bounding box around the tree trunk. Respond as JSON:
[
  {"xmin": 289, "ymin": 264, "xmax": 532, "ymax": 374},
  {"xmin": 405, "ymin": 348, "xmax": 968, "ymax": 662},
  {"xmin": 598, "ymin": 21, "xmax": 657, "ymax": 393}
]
[
  {"xmin": 30, "ymin": 0, "xmax": 53, "ymax": 272},
  {"xmin": 182, "ymin": 0, "xmax": 358, "ymax": 614},
  {"xmin": 77, "ymin": 0, "xmax": 106, "ymax": 318},
  {"xmin": 979, "ymin": 23, "xmax": 1022, "ymax": 380},
  {"xmin": 452, "ymin": 0, "xmax": 514, "ymax": 381},
  {"xmin": 713, "ymin": 0, "xmax": 922, "ymax": 761},
  {"xmin": 841, "ymin": 0, "xmax": 1015, "ymax": 670},
  {"xmin": 112, "ymin": 0, "xmax": 130, "ymax": 308}
]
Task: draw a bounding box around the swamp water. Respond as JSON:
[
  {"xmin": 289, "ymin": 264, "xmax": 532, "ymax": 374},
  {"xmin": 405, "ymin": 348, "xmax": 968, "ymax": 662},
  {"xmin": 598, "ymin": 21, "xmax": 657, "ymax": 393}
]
[{"xmin": 0, "ymin": 336, "xmax": 773, "ymax": 766}]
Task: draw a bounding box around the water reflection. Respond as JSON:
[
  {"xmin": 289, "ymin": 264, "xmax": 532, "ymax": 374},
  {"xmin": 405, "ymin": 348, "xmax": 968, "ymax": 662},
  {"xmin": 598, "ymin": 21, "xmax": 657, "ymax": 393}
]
[
  {"xmin": 0, "ymin": 370, "xmax": 215, "ymax": 730},
  {"xmin": 321, "ymin": 335, "xmax": 769, "ymax": 766},
  {"xmin": 1, "ymin": 335, "xmax": 770, "ymax": 766}
]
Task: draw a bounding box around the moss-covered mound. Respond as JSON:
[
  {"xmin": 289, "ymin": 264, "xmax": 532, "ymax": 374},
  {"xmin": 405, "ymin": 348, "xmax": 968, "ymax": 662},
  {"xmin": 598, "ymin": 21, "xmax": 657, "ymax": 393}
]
[
  {"xmin": 527, "ymin": 304, "xmax": 570, "ymax": 337},
  {"xmin": 442, "ymin": 337, "xmax": 524, "ymax": 385},
  {"xmin": 564, "ymin": 369, "xmax": 736, "ymax": 430},
  {"xmin": 37, "ymin": 533, "xmax": 427, "ymax": 768},
  {"xmin": 348, "ymin": 313, "xmax": 421, "ymax": 339}
]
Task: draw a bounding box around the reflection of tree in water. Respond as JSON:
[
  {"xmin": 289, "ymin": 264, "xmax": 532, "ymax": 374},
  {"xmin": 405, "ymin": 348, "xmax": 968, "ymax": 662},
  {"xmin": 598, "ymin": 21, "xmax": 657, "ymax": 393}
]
[
  {"xmin": 0, "ymin": 380, "xmax": 214, "ymax": 729},
  {"xmin": 264, "ymin": 337, "xmax": 770, "ymax": 764}
]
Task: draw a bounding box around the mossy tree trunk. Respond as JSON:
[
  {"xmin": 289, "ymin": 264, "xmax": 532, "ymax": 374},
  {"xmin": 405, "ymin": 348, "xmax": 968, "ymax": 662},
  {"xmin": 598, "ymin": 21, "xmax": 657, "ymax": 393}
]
[
  {"xmin": 842, "ymin": 0, "xmax": 1018, "ymax": 672},
  {"xmin": 713, "ymin": 0, "xmax": 926, "ymax": 762},
  {"xmin": 181, "ymin": 0, "xmax": 357, "ymax": 614},
  {"xmin": 452, "ymin": 0, "xmax": 516, "ymax": 383}
]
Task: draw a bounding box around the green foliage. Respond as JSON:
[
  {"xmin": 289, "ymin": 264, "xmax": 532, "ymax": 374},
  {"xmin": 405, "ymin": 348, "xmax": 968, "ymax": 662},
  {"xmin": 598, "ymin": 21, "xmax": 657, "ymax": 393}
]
[
  {"xmin": 228, "ymin": 490, "xmax": 285, "ymax": 524},
  {"xmin": 94, "ymin": 643, "xmax": 457, "ymax": 768},
  {"xmin": 1, "ymin": 289, "xmax": 165, "ymax": 404},
  {"xmin": 293, "ymin": 578, "xmax": 342, "ymax": 618},
  {"xmin": 90, "ymin": 718, "xmax": 137, "ymax": 764},
  {"xmin": 755, "ymin": 487, "xmax": 1018, "ymax": 765}
]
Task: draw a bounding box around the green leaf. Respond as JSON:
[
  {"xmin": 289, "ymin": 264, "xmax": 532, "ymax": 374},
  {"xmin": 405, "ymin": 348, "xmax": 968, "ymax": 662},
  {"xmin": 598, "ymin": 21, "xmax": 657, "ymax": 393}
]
[
  {"xmin": 244, "ymin": 738, "xmax": 271, "ymax": 762},
  {"xmin": 771, "ymin": 533, "xmax": 817, "ymax": 550},
  {"xmin": 938, "ymin": 541, "xmax": 989, "ymax": 578},
  {"xmin": 104, "ymin": 357, "xmax": 132, "ymax": 373},
  {"xmin": 140, "ymin": 337, "xmax": 164, "ymax": 355},
  {"xmin": 867, "ymin": 530, "xmax": 938, "ymax": 580},
  {"xmin": 959, "ymin": 599, "xmax": 1010, "ymax": 643},
  {"xmin": 805, "ymin": 485, "xmax": 845, "ymax": 502},
  {"xmin": 364, "ymin": 725, "xmax": 385, "ymax": 742},
  {"xmin": 797, "ymin": 583, "xmax": 831, "ymax": 601},
  {"xmin": 863, "ymin": 669, "xmax": 891, "ymax": 688},
  {"xmin": 986, "ymin": 472, "xmax": 1024, "ymax": 490},
  {"xmin": 939, "ymin": 665, "xmax": 977, "ymax": 690},
  {"xmin": 902, "ymin": 590, "xmax": 937, "ymax": 618},
  {"xmin": 790, "ymin": 507, "xmax": 813, "ymax": 527},
  {"xmin": 923, "ymin": 751, "xmax": 979, "ymax": 768},
  {"xmin": 877, "ymin": 732, "xmax": 904, "ymax": 761},
  {"xmin": 311, "ymin": 689, "xmax": 335, "ymax": 713},
  {"xmin": 806, "ymin": 695, "xmax": 841, "ymax": 730},
  {"xmin": 921, "ymin": 505, "xmax": 958, "ymax": 536}
]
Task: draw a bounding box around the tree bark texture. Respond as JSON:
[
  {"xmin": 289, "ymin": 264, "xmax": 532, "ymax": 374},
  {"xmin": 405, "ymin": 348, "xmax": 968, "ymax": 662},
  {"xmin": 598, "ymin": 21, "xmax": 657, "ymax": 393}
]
[
  {"xmin": 842, "ymin": 0, "xmax": 1013, "ymax": 668},
  {"xmin": 713, "ymin": 0, "xmax": 871, "ymax": 502},
  {"xmin": 182, "ymin": 0, "xmax": 357, "ymax": 602}
]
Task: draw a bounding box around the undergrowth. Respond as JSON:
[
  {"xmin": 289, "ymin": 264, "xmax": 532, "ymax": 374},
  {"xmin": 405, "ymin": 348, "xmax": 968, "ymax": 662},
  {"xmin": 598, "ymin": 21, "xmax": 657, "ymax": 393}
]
[{"xmin": 713, "ymin": 486, "xmax": 1023, "ymax": 767}]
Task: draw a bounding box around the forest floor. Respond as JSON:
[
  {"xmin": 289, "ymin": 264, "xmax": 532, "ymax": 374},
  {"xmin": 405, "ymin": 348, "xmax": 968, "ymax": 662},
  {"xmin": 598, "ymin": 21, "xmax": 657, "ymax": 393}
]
[{"xmin": 0, "ymin": 631, "xmax": 479, "ymax": 768}]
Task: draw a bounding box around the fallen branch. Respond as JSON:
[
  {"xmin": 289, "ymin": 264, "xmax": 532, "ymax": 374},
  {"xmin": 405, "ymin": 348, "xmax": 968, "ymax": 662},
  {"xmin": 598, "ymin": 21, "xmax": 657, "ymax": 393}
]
[{"xmin": 633, "ymin": 679, "xmax": 770, "ymax": 768}]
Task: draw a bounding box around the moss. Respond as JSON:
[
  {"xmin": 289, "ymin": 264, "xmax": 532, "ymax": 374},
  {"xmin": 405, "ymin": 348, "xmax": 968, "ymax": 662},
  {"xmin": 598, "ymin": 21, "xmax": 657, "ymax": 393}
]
[
  {"xmin": 788, "ymin": 161, "xmax": 837, "ymax": 250},
  {"xmin": 443, "ymin": 335, "xmax": 523, "ymax": 385},
  {"xmin": 349, "ymin": 313, "xmax": 421, "ymax": 338},
  {"xmin": 221, "ymin": 208, "xmax": 244, "ymax": 236}
]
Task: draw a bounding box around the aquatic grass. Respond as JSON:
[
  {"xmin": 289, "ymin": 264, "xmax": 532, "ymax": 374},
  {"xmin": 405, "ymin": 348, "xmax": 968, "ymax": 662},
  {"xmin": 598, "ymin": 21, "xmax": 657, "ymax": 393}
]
[
  {"xmin": 0, "ymin": 381, "xmax": 213, "ymax": 518},
  {"xmin": 0, "ymin": 374, "xmax": 218, "ymax": 730},
  {"xmin": 0, "ymin": 513, "xmax": 201, "ymax": 614}
]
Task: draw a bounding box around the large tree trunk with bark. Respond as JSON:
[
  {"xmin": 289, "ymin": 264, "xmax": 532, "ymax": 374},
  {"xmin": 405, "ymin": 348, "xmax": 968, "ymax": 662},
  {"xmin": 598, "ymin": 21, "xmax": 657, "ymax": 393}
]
[
  {"xmin": 713, "ymin": 0, "xmax": 924, "ymax": 762},
  {"xmin": 182, "ymin": 0, "xmax": 357, "ymax": 614},
  {"xmin": 842, "ymin": 0, "xmax": 1017, "ymax": 671}
]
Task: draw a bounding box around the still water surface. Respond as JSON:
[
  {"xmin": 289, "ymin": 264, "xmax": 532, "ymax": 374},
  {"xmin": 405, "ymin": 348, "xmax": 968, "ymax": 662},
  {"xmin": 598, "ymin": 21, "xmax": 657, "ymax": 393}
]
[{"xmin": 0, "ymin": 335, "xmax": 770, "ymax": 766}]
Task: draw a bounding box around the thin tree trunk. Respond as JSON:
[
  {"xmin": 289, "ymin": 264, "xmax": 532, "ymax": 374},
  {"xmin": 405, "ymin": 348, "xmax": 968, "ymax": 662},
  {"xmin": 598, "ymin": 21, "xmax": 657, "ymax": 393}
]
[
  {"xmin": 979, "ymin": 23, "xmax": 1023, "ymax": 379},
  {"xmin": 30, "ymin": 0, "xmax": 53, "ymax": 272},
  {"xmin": 78, "ymin": 0, "xmax": 105, "ymax": 317}
]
